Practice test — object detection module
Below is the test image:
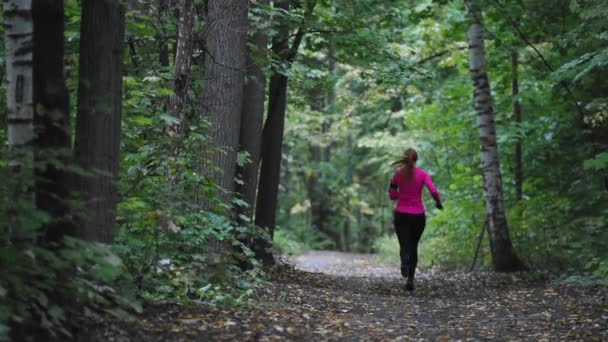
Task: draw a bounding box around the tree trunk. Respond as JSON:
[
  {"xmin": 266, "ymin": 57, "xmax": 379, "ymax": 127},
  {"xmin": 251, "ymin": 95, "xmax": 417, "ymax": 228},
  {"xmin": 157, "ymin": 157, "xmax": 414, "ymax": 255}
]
[
  {"xmin": 235, "ymin": 0, "xmax": 268, "ymax": 224},
  {"xmin": 512, "ymin": 46, "xmax": 523, "ymax": 202},
  {"xmin": 74, "ymin": 0, "xmax": 126, "ymax": 243},
  {"xmin": 32, "ymin": 0, "xmax": 74, "ymax": 243},
  {"xmin": 156, "ymin": 0, "xmax": 169, "ymax": 67},
  {"xmin": 306, "ymin": 145, "xmax": 331, "ymax": 241},
  {"xmin": 253, "ymin": 0, "xmax": 291, "ymax": 265},
  {"xmin": 165, "ymin": 0, "xmax": 194, "ymax": 137},
  {"xmin": 254, "ymin": 0, "xmax": 315, "ymax": 264},
  {"xmin": 254, "ymin": 70, "xmax": 288, "ymax": 265},
  {"xmin": 4, "ymin": 0, "xmax": 34, "ymax": 181},
  {"xmin": 327, "ymin": 32, "xmax": 347, "ymax": 251},
  {"xmin": 303, "ymin": 36, "xmax": 340, "ymax": 249},
  {"xmin": 343, "ymin": 134, "xmax": 353, "ymax": 252},
  {"xmin": 306, "ymin": 143, "xmax": 340, "ymax": 249},
  {"xmin": 198, "ymin": 0, "xmax": 249, "ymax": 207},
  {"xmin": 466, "ymin": 0, "xmax": 523, "ymax": 272}
]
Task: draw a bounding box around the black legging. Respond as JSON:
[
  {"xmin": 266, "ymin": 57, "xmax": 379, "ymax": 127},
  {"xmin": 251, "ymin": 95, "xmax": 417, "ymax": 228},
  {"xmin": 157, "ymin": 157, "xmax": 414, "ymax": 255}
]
[{"xmin": 393, "ymin": 211, "xmax": 426, "ymax": 280}]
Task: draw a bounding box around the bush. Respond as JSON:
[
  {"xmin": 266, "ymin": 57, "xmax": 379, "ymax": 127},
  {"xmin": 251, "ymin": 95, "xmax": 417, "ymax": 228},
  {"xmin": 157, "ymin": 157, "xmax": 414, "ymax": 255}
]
[
  {"xmin": 371, "ymin": 235, "xmax": 400, "ymax": 265},
  {"xmin": 0, "ymin": 237, "xmax": 141, "ymax": 341},
  {"xmin": 273, "ymin": 225, "xmax": 335, "ymax": 256}
]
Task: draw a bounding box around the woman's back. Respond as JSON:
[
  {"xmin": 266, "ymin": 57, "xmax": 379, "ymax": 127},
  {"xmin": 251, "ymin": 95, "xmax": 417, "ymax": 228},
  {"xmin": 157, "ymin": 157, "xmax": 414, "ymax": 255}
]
[{"xmin": 389, "ymin": 167, "xmax": 439, "ymax": 215}]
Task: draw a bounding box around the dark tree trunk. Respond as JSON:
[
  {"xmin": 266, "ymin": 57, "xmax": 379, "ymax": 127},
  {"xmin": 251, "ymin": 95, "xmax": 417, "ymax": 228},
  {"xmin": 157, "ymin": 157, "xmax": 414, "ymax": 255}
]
[
  {"xmin": 512, "ymin": 46, "xmax": 523, "ymax": 202},
  {"xmin": 198, "ymin": 0, "xmax": 249, "ymax": 207},
  {"xmin": 254, "ymin": 0, "xmax": 315, "ymax": 264},
  {"xmin": 235, "ymin": 0, "xmax": 269, "ymax": 224},
  {"xmin": 159, "ymin": 39, "xmax": 169, "ymax": 67},
  {"xmin": 305, "ymin": 44, "xmax": 340, "ymax": 249},
  {"xmin": 32, "ymin": 0, "xmax": 74, "ymax": 243},
  {"xmin": 235, "ymin": 0, "xmax": 269, "ymax": 266},
  {"xmin": 157, "ymin": 0, "xmax": 169, "ymax": 67},
  {"xmin": 306, "ymin": 145, "xmax": 340, "ymax": 249},
  {"xmin": 165, "ymin": 0, "xmax": 194, "ymax": 136},
  {"xmin": 254, "ymin": 0, "xmax": 291, "ymax": 265},
  {"xmin": 254, "ymin": 71, "xmax": 288, "ymax": 265},
  {"xmin": 343, "ymin": 134, "xmax": 353, "ymax": 252},
  {"xmin": 74, "ymin": 0, "xmax": 126, "ymax": 243}
]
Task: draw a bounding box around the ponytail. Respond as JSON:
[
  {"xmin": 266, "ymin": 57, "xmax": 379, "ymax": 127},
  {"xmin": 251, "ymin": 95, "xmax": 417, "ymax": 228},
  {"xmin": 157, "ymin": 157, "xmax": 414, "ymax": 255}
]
[{"xmin": 392, "ymin": 148, "xmax": 418, "ymax": 180}]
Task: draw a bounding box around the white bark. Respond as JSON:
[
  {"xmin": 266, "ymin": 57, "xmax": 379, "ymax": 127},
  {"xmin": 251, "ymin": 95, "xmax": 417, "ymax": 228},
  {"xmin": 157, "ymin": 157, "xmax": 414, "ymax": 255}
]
[
  {"xmin": 4, "ymin": 0, "xmax": 34, "ymax": 170},
  {"xmin": 466, "ymin": 0, "xmax": 522, "ymax": 271}
]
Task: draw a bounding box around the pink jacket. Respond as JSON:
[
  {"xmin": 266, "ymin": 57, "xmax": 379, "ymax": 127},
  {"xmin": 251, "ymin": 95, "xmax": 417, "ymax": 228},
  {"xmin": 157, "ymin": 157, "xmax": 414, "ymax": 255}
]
[{"xmin": 389, "ymin": 167, "xmax": 442, "ymax": 214}]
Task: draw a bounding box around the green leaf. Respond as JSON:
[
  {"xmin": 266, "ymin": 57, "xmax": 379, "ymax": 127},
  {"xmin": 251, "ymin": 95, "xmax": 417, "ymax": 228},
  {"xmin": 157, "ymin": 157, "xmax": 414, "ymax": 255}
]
[
  {"xmin": 160, "ymin": 114, "xmax": 178, "ymax": 124},
  {"xmin": 157, "ymin": 88, "xmax": 174, "ymax": 96},
  {"xmin": 583, "ymin": 152, "xmax": 608, "ymax": 171},
  {"xmin": 48, "ymin": 306, "xmax": 65, "ymax": 323},
  {"xmin": 237, "ymin": 151, "xmax": 251, "ymax": 167},
  {"xmin": 133, "ymin": 115, "xmax": 153, "ymax": 126}
]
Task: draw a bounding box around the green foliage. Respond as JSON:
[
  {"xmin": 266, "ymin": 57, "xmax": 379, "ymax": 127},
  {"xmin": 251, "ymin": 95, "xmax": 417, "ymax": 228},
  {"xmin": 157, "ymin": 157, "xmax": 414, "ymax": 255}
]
[
  {"xmin": 0, "ymin": 210, "xmax": 140, "ymax": 340},
  {"xmin": 0, "ymin": 151, "xmax": 141, "ymax": 340},
  {"xmin": 371, "ymin": 235, "xmax": 400, "ymax": 265},
  {"xmin": 274, "ymin": 229, "xmax": 308, "ymax": 255},
  {"xmin": 584, "ymin": 152, "xmax": 608, "ymax": 171},
  {"xmin": 1, "ymin": 2, "xmax": 267, "ymax": 339},
  {"xmin": 276, "ymin": 0, "xmax": 608, "ymax": 281},
  {"xmin": 274, "ymin": 225, "xmax": 334, "ymax": 255},
  {"xmin": 115, "ymin": 37, "xmax": 264, "ymax": 308}
]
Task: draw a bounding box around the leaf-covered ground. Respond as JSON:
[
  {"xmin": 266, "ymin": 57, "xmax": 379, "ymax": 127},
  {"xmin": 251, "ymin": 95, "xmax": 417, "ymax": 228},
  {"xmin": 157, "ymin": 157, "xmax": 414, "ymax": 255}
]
[{"xmin": 96, "ymin": 252, "xmax": 608, "ymax": 341}]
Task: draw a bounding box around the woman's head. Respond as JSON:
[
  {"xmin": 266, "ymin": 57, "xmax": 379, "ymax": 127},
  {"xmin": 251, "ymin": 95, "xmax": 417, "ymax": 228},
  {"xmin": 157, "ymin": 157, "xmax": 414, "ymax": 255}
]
[{"xmin": 392, "ymin": 148, "xmax": 418, "ymax": 179}]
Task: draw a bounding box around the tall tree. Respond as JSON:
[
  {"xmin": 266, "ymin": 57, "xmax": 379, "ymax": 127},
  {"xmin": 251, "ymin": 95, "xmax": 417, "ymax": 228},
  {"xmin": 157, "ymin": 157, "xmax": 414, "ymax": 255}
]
[
  {"xmin": 466, "ymin": 0, "xmax": 523, "ymax": 271},
  {"xmin": 32, "ymin": 0, "xmax": 73, "ymax": 243},
  {"xmin": 165, "ymin": 0, "xmax": 195, "ymax": 137},
  {"xmin": 305, "ymin": 91, "xmax": 339, "ymax": 249},
  {"xmin": 4, "ymin": 0, "xmax": 34, "ymax": 184},
  {"xmin": 74, "ymin": 0, "xmax": 126, "ymax": 243},
  {"xmin": 198, "ymin": 0, "xmax": 249, "ymax": 206},
  {"xmin": 512, "ymin": 44, "xmax": 523, "ymax": 202},
  {"xmin": 306, "ymin": 147, "xmax": 341, "ymax": 246},
  {"xmin": 156, "ymin": 0, "xmax": 170, "ymax": 68},
  {"xmin": 235, "ymin": 0, "xmax": 269, "ymax": 223},
  {"xmin": 254, "ymin": 0, "xmax": 316, "ymax": 265}
]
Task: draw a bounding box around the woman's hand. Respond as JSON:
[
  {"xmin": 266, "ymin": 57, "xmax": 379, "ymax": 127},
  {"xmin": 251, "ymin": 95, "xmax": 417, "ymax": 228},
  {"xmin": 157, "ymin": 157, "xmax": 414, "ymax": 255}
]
[{"xmin": 436, "ymin": 202, "xmax": 443, "ymax": 210}]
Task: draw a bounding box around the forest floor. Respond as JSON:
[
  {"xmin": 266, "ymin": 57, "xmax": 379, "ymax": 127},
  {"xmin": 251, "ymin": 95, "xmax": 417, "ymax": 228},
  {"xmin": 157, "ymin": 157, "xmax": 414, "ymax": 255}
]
[{"xmin": 97, "ymin": 251, "xmax": 608, "ymax": 341}]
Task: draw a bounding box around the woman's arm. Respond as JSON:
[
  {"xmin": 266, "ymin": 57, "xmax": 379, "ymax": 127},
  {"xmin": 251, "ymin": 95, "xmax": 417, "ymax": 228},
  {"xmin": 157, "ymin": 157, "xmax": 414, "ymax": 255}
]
[
  {"xmin": 388, "ymin": 173, "xmax": 399, "ymax": 200},
  {"xmin": 424, "ymin": 173, "xmax": 443, "ymax": 209}
]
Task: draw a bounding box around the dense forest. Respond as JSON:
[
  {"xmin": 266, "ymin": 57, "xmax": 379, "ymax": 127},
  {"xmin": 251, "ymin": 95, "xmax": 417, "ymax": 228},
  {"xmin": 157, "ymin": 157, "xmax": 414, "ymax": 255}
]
[{"xmin": 1, "ymin": 0, "xmax": 607, "ymax": 340}]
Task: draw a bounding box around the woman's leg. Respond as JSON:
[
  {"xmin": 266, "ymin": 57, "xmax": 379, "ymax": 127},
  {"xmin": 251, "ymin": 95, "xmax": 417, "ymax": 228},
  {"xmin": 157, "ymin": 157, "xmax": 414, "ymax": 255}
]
[
  {"xmin": 405, "ymin": 214, "xmax": 426, "ymax": 281},
  {"xmin": 393, "ymin": 212, "xmax": 410, "ymax": 278}
]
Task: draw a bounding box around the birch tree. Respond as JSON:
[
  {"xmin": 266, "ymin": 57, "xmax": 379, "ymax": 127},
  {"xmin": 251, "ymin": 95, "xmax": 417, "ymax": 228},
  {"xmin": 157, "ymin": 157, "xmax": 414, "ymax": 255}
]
[
  {"xmin": 465, "ymin": 0, "xmax": 523, "ymax": 271},
  {"xmin": 4, "ymin": 0, "xmax": 34, "ymax": 180}
]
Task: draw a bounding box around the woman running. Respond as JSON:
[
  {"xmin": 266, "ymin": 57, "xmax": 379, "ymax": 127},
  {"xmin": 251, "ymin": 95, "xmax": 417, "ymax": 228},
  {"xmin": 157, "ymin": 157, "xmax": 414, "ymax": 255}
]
[{"xmin": 388, "ymin": 148, "xmax": 442, "ymax": 291}]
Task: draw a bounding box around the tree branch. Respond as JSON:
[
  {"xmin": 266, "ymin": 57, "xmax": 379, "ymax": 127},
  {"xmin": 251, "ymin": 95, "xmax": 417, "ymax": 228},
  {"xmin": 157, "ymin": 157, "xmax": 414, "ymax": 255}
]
[
  {"xmin": 286, "ymin": 0, "xmax": 318, "ymax": 62},
  {"xmin": 416, "ymin": 46, "xmax": 468, "ymax": 65},
  {"xmin": 487, "ymin": 0, "xmax": 584, "ymax": 119}
]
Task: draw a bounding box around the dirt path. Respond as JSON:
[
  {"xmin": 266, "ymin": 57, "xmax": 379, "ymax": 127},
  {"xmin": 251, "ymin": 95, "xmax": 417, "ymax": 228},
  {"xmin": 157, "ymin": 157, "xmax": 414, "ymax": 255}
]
[
  {"xmin": 101, "ymin": 251, "xmax": 608, "ymax": 341},
  {"xmin": 289, "ymin": 251, "xmax": 396, "ymax": 278}
]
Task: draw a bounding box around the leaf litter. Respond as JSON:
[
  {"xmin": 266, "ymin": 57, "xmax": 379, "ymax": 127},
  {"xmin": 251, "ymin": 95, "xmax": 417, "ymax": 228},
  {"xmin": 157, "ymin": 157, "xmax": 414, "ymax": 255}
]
[{"xmin": 90, "ymin": 251, "xmax": 608, "ymax": 341}]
